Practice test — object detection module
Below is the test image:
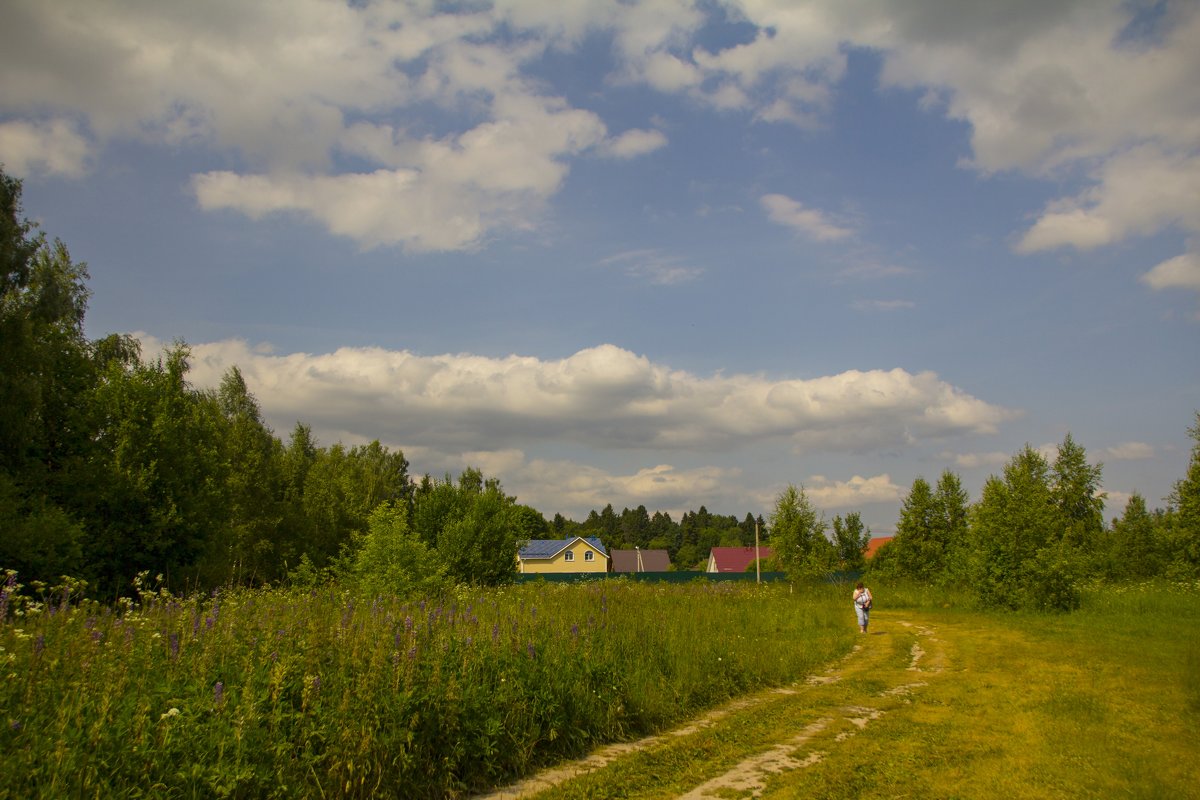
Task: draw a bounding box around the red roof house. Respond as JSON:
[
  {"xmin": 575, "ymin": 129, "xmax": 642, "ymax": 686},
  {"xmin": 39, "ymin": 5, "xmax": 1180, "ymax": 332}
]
[{"xmin": 706, "ymin": 546, "xmax": 774, "ymax": 573}]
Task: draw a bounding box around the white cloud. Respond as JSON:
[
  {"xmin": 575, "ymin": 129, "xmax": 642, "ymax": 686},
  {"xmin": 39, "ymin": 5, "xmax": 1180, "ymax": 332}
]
[
  {"xmin": 6, "ymin": 0, "xmax": 1197, "ymax": 261},
  {"xmin": 940, "ymin": 451, "xmax": 1011, "ymax": 470},
  {"xmin": 0, "ymin": 119, "xmax": 90, "ymax": 177},
  {"xmin": 1016, "ymin": 147, "xmax": 1200, "ymax": 254},
  {"xmin": 804, "ymin": 474, "xmax": 904, "ymax": 509},
  {"xmin": 600, "ymin": 128, "xmax": 668, "ymax": 159},
  {"xmin": 144, "ymin": 336, "xmax": 1014, "ymax": 458},
  {"xmin": 1101, "ymin": 442, "xmax": 1155, "ymax": 461},
  {"xmin": 760, "ymin": 193, "xmax": 853, "ymax": 242},
  {"xmin": 1142, "ymin": 252, "xmax": 1200, "ymax": 292}
]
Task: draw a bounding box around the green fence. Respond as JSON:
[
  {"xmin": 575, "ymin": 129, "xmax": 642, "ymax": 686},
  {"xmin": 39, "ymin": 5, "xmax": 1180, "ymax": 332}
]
[
  {"xmin": 515, "ymin": 571, "xmax": 791, "ymax": 584},
  {"xmin": 513, "ymin": 570, "xmax": 862, "ymax": 585}
]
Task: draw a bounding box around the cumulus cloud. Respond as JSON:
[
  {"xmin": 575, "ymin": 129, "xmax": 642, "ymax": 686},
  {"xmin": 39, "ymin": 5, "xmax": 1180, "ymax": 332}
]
[
  {"xmin": 939, "ymin": 451, "xmax": 1012, "ymax": 470},
  {"xmin": 5, "ymin": 0, "xmax": 1197, "ymax": 263},
  {"xmin": 804, "ymin": 474, "xmax": 904, "ymax": 508},
  {"xmin": 1142, "ymin": 252, "xmax": 1200, "ymax": 292},
  {"xmin": 0, "ymin": 119, "xmax": 90, "ymax": 177},
  {"xmin": 599, "ymin": 128, "xmax": 668, "ymax": 159},
  {"xmin": 147, "ymin": 337, "xmax": 1014, "ymax": 457},
  {"xmin": 1016, "ymin": 147, "xmax": 1200, "ymax": 254},
  {"xmin": 760, "ymin": 193, "xmax": 854, "ymax": 242}
]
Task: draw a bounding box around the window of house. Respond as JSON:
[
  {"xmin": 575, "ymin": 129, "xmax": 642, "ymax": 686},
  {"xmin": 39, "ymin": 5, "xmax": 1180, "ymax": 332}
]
[
  {"xmin": 564, "ymin": 551, "xmax": 574, "ymax": 562},
  {"xmin": 584, "ymin": 551, "xmax": 594, "ymax": 562}
]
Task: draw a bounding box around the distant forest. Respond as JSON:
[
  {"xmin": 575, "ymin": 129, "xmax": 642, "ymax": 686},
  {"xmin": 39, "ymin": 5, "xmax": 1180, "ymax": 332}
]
[{"xmin": 3, "ymin": 167, "xmax": 1198, "ymax": 608}]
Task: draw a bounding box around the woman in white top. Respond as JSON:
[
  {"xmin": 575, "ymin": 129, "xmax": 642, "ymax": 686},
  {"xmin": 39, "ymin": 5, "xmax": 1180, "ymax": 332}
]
[{"xmin": 853, "ymin": 582, "xmax": 873, "ymax": 633}]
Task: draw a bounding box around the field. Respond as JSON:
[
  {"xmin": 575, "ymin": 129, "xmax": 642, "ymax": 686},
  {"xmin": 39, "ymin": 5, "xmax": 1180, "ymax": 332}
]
[
  {"xmin": 0, "ymin": 577, "xmax": 851, "ymax": 798},
  {"xmin": 2, "ymin": 578, "xmax": 1197, "ymax": 799}
]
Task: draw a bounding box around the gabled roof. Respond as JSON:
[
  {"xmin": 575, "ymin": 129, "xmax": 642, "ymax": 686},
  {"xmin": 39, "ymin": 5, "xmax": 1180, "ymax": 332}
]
[
  {"xmin": 707, "ymin": 546, "xmax": 773, "ymax": 573},
  {"xmin": 864, "ymin": 536, "xmax": 894, "ymax": 559},
  {"xmin": 610, "ymin": 549, "xmax": 672, "ymax": 573},
  {"xmin": 518, "ymin": 537, "xmax": 608, "ymax": 560}
]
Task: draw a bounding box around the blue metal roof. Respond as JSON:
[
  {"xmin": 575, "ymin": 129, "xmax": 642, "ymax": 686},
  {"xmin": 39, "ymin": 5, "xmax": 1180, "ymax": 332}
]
[{"xmin": 519, "ymin": 537, "xmax": 607, "ymax": 559}]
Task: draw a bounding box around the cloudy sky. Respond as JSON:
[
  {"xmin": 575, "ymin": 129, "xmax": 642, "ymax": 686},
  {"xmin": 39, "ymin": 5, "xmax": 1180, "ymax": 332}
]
[{"xmin": 3, "ymin": 0, "xmax": 1198, "ymax": 532}]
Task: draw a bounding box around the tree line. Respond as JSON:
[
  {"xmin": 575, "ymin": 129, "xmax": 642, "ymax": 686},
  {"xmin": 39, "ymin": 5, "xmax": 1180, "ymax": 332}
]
[{"xmin": 3, "ymin": 166, "xmax": 1198, "ymax": 607}]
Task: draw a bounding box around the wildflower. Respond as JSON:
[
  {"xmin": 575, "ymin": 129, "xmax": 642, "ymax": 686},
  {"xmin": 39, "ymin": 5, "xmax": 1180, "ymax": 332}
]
[
  {"xmin": 570, "ymin": 624, "xmax": 580, "ymax": 638},
  {"xmin": 527, "ymin": 643, "xmax": 536, "ymax": 659},
  {"xmin": 214, "ymin": 681, "xmax": 224, "ymax": 708},
  {"xmin": 169, "ymin": 633, "xmax": 180, "ymax": 660},
  {"xmin": 160, "ymin": 707, "xmax": 180, "ymax": 720}
]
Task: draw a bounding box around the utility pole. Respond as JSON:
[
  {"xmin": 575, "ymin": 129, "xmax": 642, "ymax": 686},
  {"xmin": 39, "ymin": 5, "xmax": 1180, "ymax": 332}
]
[{"xmin": 755, "ymin": 519, "xmax": 761, "ymax": 585}]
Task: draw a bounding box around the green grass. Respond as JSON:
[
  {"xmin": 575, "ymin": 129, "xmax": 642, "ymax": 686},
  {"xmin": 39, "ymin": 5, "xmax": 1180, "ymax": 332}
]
[
  {"xmin": 483, "ymin": 579, "xmax": 1199, "ymax": 800},
  {"xmin": 755, "ymin": 578, "xmax": 1200, "ymax": 799},
  {"xmin": 0, "ymin": 578, "xmax": 853, "ymax": 799}
]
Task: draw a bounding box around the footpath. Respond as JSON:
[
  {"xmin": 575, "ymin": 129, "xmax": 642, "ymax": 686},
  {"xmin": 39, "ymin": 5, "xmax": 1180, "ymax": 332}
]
[{"xmin": 476, "ymin": 611, "xmax": 946, "ymax": 800}]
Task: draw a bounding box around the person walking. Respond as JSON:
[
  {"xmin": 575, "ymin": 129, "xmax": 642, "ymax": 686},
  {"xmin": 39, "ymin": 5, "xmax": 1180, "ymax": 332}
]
[{"xmin": 853, "ymin": 581, "xmax": 873, "ymax": 633}]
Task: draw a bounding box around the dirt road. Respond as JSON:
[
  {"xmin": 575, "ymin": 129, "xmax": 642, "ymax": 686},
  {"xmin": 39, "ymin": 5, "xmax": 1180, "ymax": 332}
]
[{"xmin": 476, "ymin": 612, "xmax": 945, "ymax": 799}]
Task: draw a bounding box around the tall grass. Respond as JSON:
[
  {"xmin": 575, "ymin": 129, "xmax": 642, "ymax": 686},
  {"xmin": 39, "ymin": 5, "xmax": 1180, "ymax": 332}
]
[{"xmin": 0, "ymin": 577, "xmax": 852, "ymax": 798}]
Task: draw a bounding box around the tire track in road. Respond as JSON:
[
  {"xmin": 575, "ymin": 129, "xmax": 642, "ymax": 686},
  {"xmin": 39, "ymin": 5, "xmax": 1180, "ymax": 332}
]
[{"xmin": 475, "ymin": 614, "xmax": 947, "ymax": 800}]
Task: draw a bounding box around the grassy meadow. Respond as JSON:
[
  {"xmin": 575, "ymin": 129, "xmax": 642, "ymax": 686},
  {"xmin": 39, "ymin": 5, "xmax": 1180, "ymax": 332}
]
[
  {"xmin": 756, "ymin": 578, "xmax": 1200, "ymax": 799},
  {"xmin": 0, "ymin": 577, "xmax": 853, "ymax": 799}
]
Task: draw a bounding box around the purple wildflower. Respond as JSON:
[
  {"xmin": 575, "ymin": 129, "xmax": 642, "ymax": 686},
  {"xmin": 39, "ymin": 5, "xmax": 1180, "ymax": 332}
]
[
  {"xmin": 527, "ymin": 643, "xmax": 536, "ymax": 659},
  {"xmin": 570, "ymin": 624, "xmax": 580, "ymax": 638},
  {"xmin": 169, "ymin": 633, "xmax": 180, "ymax": 660},
  {"xmin": 407, "ymin": 645, "xmax": 417, "ymax": 660},
  {"xmin": 34, "ymin": 635, "xmax": 45, "ymax": 655},
  {"xmin": 404, "ymin": 615, "xmax": 413, "ymax": 633},
  {"xmin": 214, "ymin": 681, "xmax": 225, "ymax": 708},
  {"xmin": 492, "ymin": 623, "xmax": 499, "ymax": 643}
]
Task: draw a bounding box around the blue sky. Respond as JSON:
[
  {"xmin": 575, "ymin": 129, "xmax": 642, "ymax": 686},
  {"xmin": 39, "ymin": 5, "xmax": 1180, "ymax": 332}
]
[{"xmin": 2, "ymin": 0, "xmax": 1197, "ymax": 533}]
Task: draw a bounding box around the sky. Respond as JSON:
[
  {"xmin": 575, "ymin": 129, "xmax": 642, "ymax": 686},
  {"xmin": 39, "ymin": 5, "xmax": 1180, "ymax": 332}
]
[{"xmin": 2, "ymin": 0, "xmax": 1198, "ymax": 534}]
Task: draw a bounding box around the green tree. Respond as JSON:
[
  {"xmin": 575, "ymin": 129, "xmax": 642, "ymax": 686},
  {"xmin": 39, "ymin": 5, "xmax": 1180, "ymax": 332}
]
[
  {"xmin": 969, "ymin": 446, "xmax": 1080, "ymax": 610},
  {"xmin": 87, "ymin": 344, "xmax": 231, "ymax": 592},
  {"xmin": 1051, "ymin": 432, "xmax": 1105, "ymax": 558},
  {"xmin": 933, "ymin": 469, "xmax": 971, "ymax": 583},
  {"xmin": 436, "ymin": 483, "xmax": 521, "ymax": 586},
  {"xmin": 0, "ymin": 171, "xmax": 98, "ymax": 583},
  {"xmin": 768, "ymin": 485, "xmax": 833, "ymax": 578},
  {"xmin": 353, "ymin": 502, "xmax": 448, "ymax": 597},
  {"xmin": 831, "ymin": 511, "xmax": 871, "ymax": 572},
  {"xmin": 194, "ymin": 367, "xmax": 286, "ymax": 585},
  {"xmin": 1108, "ymin": 493, "xmax": 1160, "ymax": 579},
  {"xmin": 891, "ymin": 477, "xmax": 937, "ymax": 580},
  {"xmin": 1167, "ymin": 412, "xmax": 1200, "ymax": 574}
]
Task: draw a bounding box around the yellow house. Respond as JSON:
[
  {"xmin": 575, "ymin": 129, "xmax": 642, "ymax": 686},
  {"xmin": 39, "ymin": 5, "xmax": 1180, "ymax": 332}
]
[{"xmin": 518, "ymin": 537, "xmax": 609, "ymax": 574}]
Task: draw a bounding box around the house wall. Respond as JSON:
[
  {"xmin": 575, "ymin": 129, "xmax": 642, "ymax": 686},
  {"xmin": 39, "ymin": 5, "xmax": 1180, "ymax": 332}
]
[{"xmin": 521, "ymin": 541, "xmax": 608, "ymax": 573}]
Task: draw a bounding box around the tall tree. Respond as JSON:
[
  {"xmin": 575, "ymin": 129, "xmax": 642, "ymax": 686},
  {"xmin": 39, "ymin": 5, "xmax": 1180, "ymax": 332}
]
[
  {"xmin": 891, "ymin": 477, "xmax": 937, "ymax": 580},
  {"xmin": 1051, "ymin": 432, "xmax": 1105, "ymax": 555},
  {"xmin": 933, "ymin": 469, "xmax": 971, "ymax": 582},
  {"xmin": 832, "ymin": 511, "xmax": 871, "ymax": 571},
  {"xmin": 969, "ymin": 446, "xmax": 1079, "ymax": 610},
  {"xmin": 768, "ymin": 485, "xmax": 833, "ymax": 578},
  {"xmin": 1168, "ymin": 412, "xmax": 1200, "ymax": 574},
  {"xmin": 1108, "ymin": 493, "xmax": 1160, "ymax": 579}
]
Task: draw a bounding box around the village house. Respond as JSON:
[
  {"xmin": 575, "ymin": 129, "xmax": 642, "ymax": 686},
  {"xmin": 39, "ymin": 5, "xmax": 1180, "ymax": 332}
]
[
  {"xmin": 609, "ymin": 548, "xmax": 671, "ymax": 573},
  {"xmin": 706, "ymin": 546, "xmax": 774, "ymax": 574},
  {"xmin": 517, "ymin": 537, "xmax": 609, "ymax": 574}
]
